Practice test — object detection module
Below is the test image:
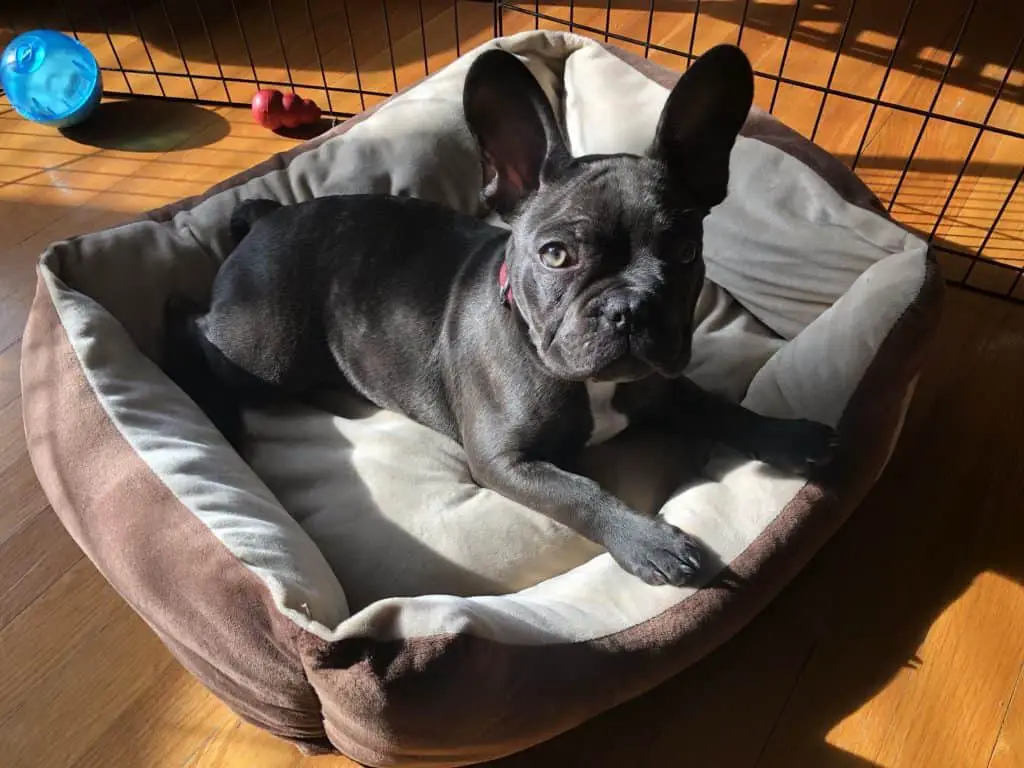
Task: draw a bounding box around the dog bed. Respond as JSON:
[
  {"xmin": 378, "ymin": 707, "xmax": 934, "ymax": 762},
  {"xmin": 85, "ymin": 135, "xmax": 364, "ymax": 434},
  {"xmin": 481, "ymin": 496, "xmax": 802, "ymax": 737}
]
[{"xmin": 22, "ymin": 30, "xmax": 942, "ymax": 767}]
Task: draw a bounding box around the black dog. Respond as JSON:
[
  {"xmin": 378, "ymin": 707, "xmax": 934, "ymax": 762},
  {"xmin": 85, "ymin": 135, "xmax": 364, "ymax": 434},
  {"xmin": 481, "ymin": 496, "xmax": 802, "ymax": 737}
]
[{"xmin": 164, "ymin": 45, "xmax": 834, "ymax": 587}]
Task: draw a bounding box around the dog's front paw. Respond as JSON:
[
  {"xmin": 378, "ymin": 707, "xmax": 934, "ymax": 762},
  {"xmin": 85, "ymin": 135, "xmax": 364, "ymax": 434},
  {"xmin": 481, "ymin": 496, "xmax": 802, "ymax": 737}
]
[
  {"xmin": 752, "ymin": 418, "xmax": 837, "ymax": 475},
  {"xmin": 609, "ymin": 519, "xmax": 703, "ymax": 587}
]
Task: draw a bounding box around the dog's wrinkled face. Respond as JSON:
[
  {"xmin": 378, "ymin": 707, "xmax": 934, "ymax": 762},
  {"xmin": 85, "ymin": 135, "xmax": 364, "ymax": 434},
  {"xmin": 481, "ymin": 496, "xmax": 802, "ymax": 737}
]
[
  {"xmin": 464, "ymin": 45, "xmax": 753, "ymax": 381},
  {"xmin": 508, "ymin": 155, "xmax": 705, "ymax": 381}
]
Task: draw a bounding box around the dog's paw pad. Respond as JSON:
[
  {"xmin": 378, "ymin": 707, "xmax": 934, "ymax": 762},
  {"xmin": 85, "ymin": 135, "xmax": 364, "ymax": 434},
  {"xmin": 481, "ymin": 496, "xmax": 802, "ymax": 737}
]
[
  {"xmin": 613, "ymin": 521, "xmax": 704, "ymax": 587},
  {"xmin": 756, "ymin": 419, "xmax": 837, "ymax": 475}
]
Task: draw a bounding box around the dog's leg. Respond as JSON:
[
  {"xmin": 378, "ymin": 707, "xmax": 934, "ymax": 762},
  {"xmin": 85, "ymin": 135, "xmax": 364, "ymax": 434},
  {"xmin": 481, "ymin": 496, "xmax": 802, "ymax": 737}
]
[
  {"xmin": 668, "ymin": 378, "xmax": 836, "ymax": 474},
  {"xmin": 468, "ymin": 452, "xmax": 703, "ymax": 586}
]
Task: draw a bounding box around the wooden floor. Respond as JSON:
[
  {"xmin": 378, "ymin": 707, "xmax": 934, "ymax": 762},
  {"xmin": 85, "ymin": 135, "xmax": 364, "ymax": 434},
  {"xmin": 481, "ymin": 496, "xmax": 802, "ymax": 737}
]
[
  {"xmin": 1, "ymin": 2, "xmax": 1023, "ymax": 767},
  {"xmin": 4, "ymin": 0, "xmax": 1022, "ymax": 287}
]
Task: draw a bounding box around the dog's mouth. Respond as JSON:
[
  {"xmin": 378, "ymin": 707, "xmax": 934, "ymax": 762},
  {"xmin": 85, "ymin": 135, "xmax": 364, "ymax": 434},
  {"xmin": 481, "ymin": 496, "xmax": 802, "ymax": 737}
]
[
  {"xmin": 537, "ymin": 283, "xmax": 696, "ymax": 381},
  {"xmin": 589, "ymin": 354, "xmax": 651, "ymax": 383},
  {"xmin": 580, "ymin": 326, "xmax": 692, "ymax": 382}
]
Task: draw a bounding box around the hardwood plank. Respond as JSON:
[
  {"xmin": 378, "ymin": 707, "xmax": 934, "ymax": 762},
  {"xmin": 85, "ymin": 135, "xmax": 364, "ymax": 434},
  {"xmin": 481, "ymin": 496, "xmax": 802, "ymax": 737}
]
[
  {"xmin": 190, "ymin": 718, "xmax": 312, "ymax": 768},
  {"xmin": 874, "ymin": 573, "xmax": 1024, "ymax": 768},
  {"xmin": 755, "ymin": 289, "xmax": 1024, "ymax": 768},
  {"xmin": 0, "ymin": 395, "xmax": 26, "ymax": 472},
  {"xmin": 989, "ymin": 664, "xmax": 1024, "ymax": 768},
  {"xmin": 0, "ymin": 507, "xmax": 83, "ymax": 631},
  {"xmin": 0, "ymin": 284, "xmax": 34, "ymax": 375},
  {"xmin": 0, "ymin": 339, "xmax": 20, "ymax": 410},
  {"xmin": 1, "ymin": 5, "xmax": 1022, "ymax": 767},
  {"xmin": 69, "ymin": 663, "xmax": 237, "ymax": 768},
  {"xmin": 490, "ymin": 595, "xmax": 820, "ymax": 768},
  {"xmin": 0, "ymin": 449, "xmax": 51, "ymax": 548},
  {"xmin": 0, "ymin": 560, "xmax": 177, "ymax": 768},
  {"xmin": 0, "ymin": 560, "xmax": 126, "ymax": 723}
]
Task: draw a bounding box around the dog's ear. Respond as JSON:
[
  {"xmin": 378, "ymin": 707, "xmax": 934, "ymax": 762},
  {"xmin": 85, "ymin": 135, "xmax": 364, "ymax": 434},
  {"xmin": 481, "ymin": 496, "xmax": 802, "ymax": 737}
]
[
  {"xmin": 651, "ymin": 45, "xmax": 753, "ymax": 210},
  {"xmin": 464, "ymin": 49, "xmax": 570, "ymax": 216}
]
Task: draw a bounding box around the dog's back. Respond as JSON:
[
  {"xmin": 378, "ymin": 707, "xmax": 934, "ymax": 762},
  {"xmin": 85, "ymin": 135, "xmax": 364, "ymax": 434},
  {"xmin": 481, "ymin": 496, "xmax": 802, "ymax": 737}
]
[{"xmin": 165, "ymin": 194, "xmax": 508, "ymax": 443}]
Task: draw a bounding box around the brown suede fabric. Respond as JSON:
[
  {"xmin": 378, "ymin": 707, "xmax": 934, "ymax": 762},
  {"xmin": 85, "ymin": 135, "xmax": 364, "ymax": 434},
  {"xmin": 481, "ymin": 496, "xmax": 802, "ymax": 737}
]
[
  {"xmin": 283, "ymin": 45, "xmax": 946, "ymax": 766},
  {"xmin": 20, "ymin": 36, "xmax": 945, "ymax": 768},
  {"xmin": 298, "ymin": 262, "xmax": 942, "ymax": 768},
  {"xmin": 21, "ymin": 273, "xmax": 330, "ymax": 752}
]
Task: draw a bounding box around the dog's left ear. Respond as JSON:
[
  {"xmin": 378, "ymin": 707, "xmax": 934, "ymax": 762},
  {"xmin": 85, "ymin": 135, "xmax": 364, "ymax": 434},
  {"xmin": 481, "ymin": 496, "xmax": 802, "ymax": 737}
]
[
  {"xmin": 463, "ymin": 49, "xmax": 570, "ymax": 216},
  {"xmin": 651, "ymin": 45, "xmax": 753, "ymax": 210}
]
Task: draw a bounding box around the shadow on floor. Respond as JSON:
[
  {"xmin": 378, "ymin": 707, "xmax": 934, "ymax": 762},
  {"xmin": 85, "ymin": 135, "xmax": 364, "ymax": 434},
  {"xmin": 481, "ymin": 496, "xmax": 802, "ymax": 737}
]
[
  {"xmin": 59, "ymin": 98, "xmax": 230, "ymax": 152},
  {"xmin": 489, "ymin": 287, "xmax": 1024, "ymax": 766}
]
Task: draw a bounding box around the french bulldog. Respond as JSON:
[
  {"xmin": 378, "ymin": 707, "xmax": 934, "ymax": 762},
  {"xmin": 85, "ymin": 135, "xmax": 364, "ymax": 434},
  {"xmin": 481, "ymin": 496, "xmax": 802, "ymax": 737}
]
[{"xmin": 164, "ymin": 45, "xmax": 835, "ymax": 587}]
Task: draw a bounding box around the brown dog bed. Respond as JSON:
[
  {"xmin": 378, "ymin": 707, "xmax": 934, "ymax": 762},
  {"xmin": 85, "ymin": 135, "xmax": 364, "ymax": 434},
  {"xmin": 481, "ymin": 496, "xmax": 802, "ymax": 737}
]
[{"xmin": 22, "ymin": 31, "xmax": 942, "ymax": 767}]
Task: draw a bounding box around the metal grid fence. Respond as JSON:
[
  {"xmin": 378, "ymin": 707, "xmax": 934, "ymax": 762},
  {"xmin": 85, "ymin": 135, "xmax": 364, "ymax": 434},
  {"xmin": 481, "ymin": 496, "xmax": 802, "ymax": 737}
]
[{"xmin": 2, "ymin": 1, "xmax": 1022, "ymax": 302}]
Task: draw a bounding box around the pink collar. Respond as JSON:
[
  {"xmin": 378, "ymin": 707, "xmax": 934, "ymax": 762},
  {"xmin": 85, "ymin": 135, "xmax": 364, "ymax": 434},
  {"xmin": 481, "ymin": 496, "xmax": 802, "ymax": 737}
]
[{"xmin": 498, "ymin": 261, "xmax": 513, "ymax": 308}]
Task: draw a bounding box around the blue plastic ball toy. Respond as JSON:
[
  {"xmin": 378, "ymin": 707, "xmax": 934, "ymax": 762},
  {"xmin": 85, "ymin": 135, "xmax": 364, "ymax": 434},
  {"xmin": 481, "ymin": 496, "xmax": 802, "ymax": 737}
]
[{"xmin": 1, "ymin": 30, "xmax": 102, "ymax": 127}]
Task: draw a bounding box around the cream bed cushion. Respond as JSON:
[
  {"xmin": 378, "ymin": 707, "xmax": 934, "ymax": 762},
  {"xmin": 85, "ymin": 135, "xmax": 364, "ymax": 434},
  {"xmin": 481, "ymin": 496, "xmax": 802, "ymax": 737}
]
[{"xmin": 22, "ymin": 30, "xmax": 942, "ymax": 766}]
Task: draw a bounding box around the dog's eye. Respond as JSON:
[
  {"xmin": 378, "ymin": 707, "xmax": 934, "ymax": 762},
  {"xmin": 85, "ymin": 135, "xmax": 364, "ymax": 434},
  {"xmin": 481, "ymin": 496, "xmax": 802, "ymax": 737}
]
[
  {"xmin": 679, "ymin": 241, "xmax": 700, "ymax": 263},
  {"xmin": 539, "ymin": 242, "xmax": 573, "ymax": 269}
]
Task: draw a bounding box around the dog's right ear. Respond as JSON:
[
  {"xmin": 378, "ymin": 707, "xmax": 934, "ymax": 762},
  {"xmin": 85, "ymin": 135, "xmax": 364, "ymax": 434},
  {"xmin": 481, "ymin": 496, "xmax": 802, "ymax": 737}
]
[
  {"xmin": 651, "ymin": 45, "xmax": 753, "ymax": 210},
  {"xmin": 463, "ymin": 49, "xmax": 570, "ymax": 216}
]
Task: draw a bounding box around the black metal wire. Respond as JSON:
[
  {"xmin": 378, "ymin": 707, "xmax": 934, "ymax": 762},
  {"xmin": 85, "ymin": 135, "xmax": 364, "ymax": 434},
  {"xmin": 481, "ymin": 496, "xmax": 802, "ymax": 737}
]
[
  {"xmin": 850, "ymin": 0, "xmax": 919, "ymax": 171},
  {"xmin": 341, "ymin": 0, "xmax": 365, "ymax": 110},
  {"xmin": 229, "ymin": 0, "xmax": 261, "ymax": 90},
  {"xmin": 82, "ymin": 87, "xmax": 359, "ymax": 121},
  {"xmin": 936, "ymin": 238, "xmax": 1023, "ymax": 302},
  {"xmin": 380, "ymin": 0, "xmax": 399, "ymax": 93},
  {"xmin": 305, "ymin": 0, "xmax": 334, "ymax": 112},
  {"xmin": 95, "ymin": 5, "xmax": 134, "ymax": 93},
  {"xmin": 498, "ymin": 3, "xmax": 1020, "ymax": 141},
  {"xmin": 454, "ymin": 0, "xmax": 461, "ymax": 57},
  {"xmin": 643, "ymin": 0, "xmax": 656, "ymax": 59},
  {"xmin": 194, "ymin": 0, "xmax": 230, "ymax": 102},
  {"xmin": 100, "ymin": 66, "xmax": 390, "ymax": 101},
  {"xmin": 267, "ymin": 0, "xmax": 296, "ymax": 93},
  {"xmin": 159, "ymin": 0, "xmax": 199, "ymax": 100},
  {"xmin": 808, "ymin": 0, "xmax": 858, "ymax": 142},
  {"xmin": 416, "ymin": 0, "xmax": 430, "ymax": 76},
  {"xmin": 12, "ymin": 0, "xmax": 1022, "ymax": 302},
  {"xmin": 768, "ymin": 0, "xmax": 802, "ymax": 113},
  {"xmin": 57, "ymin": 0, "xmax": 80, "ymax": 41},
  {"xmin": 123, "ymin": 0, "xmax": 166, "ymax": 97},
  {"xmin": 977, "ymin": 167, "xmax": 1023, "ymax": 258},
  {"xmin": 927, "ymin": 32, "xmax": 1024, "ymax": 242},
  {"xmin": 686, "ymin": 0, "xmax": 701, "ymax": 66},
  {"xmin": 1007, "ymin": 268, "xmax": 1023, "ymax": 300},
  {"xmin": 960, "ymin": 167, "xmax": 1023, "ymax": 286},
  {"xmin": 735, "ymin": 0, "xmax": 754, "ymax": 49},
  {"xmin": 885, "ymin": 0, "xmax": 979, "ymax": 213}
]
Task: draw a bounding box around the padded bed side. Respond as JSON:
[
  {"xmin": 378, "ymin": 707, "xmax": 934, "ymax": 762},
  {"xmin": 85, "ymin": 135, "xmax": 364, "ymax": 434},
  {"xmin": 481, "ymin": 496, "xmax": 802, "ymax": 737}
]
[
  {"xmin": 20, "ymin": 265, "xmax": 333, "ymax": 752},
  {"xmin": 297, "ymin": 262, "xmax": 944, "ymax": 768},
  {"xmin": 16, "ymin": 31, "xmax": 587, "ymax": 760},
  {"xmin": 296, "ymin": 254, "xmax": 944, "ymax": 768},
  {"xmin": 18, "ymin": 29, "xmax": 946, "ymax": 767},
  {"xmin": 291, "ymin": 40, "xmax": 945, "ymax": 768}
]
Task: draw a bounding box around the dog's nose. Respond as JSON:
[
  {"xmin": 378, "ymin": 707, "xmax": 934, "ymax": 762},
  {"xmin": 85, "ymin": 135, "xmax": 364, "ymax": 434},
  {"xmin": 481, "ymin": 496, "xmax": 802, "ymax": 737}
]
[
  {"xmin": 602, "ymin": 297, "xmax": 647, "ymax": 334},
  {"xmin": 608, "ymin": 307, "xmax": 630, "ymax": 332}
]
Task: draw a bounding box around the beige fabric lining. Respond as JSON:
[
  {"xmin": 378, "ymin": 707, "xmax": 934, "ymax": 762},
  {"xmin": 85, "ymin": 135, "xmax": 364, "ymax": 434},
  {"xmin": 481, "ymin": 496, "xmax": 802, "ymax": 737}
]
[{"xmin": 21, "ymin": 29, "xmax": 944, "ymax": 766}]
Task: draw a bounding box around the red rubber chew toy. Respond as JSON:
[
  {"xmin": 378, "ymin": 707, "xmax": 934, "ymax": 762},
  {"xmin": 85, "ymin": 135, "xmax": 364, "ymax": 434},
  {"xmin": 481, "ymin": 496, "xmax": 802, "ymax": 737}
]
[{"xmin": 251, "ymin": 89, "xmax": 321, "ymax": 130}]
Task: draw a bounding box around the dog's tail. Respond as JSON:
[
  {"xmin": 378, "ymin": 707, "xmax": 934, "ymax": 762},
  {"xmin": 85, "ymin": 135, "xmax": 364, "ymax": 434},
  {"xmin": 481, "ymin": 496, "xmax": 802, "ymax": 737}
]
[
  {"xmin": 162, "ymin": 296, "xmax": 245, "ymax": 450},
  {"xmin": 164, "ymin": 198, "xmax": 281, "ymax": 451},
  {"xmin": 229, "ymin": 198, "xmax": 282, "ymax": 245}
]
